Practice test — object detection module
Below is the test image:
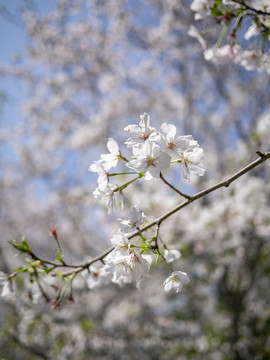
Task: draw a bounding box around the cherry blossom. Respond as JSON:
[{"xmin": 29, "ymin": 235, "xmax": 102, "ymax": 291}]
[
  {"xmin": 190, "ymin": 0, "xmax": 214, "ymax": 20},
  {"xmin": 93, "ymin": 183, "xmax": 123, "ymax": 214},
  {"xmin": 163, "ymin": 271, "xmax": 190, "ymax": 293},
  {"xmin": 126, "ymin": 140, "xmax": 171, "ymax": 180},
  {"xmin": 110, "ymin": 232, "xmax": 136, "ymax": 250},
  {"xmin": 124, "ymin": 113, "xmax": 157, "ymax": 148},
  {"xmin": 82, "ymin": 265, "xmax": 111, "ymax": 290},
  {"xmin": 156, "ymin": 123, "xmax": 198, "ymax": 158},
  {"xmin": 180, "ymin": 147, "xmax": 205, "ymax": 182},
  {"xmin": 204, "ymin": 45, "xmax": 243, "ymax": 65},
  {"xmin": 88, "ymin": 161, "xmax": 110, "ymax": 187},
  {"xmin": 117, "ymin": 205, "xmax": 146, "ymax": 234},
  {"xmin": 164, "ymin": 249, "xmax": 181, "ymax": 263},
  {"xmin": 100, "ymin": 137, "xmax": 122, "ymax": 169},
  {"xmin": 104, "ymin": 249, "xmax": 150, "ymax": 287}
]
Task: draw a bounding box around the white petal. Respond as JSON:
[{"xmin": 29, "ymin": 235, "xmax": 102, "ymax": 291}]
[
  {"xmin": 139, "ymin": 113, "xmax": 151, "ymax": 129},
  {"xmin": 164, "ymin": 249, "xmax": 181, "ymax": 263},
  {"xmin": 173, "ymin": 271, "xmax": 190, "ymax": 284},
  {"xmin": 107, "ymin": 137, "xmax": 120, "ymax": 155},
  {"xmin": 161, "ymin": 123, "xmax": 176, "ymax": 139}
]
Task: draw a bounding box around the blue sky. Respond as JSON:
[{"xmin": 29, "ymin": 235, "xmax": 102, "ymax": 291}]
[{"xmin": 0, "ymin": 0, "xmax": 56, "ymax": 129}]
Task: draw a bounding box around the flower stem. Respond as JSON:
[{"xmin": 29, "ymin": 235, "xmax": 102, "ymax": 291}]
[{"xmin": 109, "ymin": 172, "xmax": 138, "ymax": 176}]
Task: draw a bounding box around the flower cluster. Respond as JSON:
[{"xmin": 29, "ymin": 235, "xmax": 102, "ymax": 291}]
[
  {"xmin": 82, "ymin": 204, "xmax": 188, "ymax": 293},
  {"xmin": 89, "ymin": 113, "xmax": 205, "ymax": 213},
  {"xmin": 86, "ymin": 113, "xmax": 203, "ymax": 293},
  {"xmin": 189, "ymin": 0, "xmax": 270, "ymax": 73}
]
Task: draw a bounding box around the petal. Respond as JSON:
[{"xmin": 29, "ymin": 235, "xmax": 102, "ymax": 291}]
[
  {"xmin": 174, "ymin": 282, "xmax": 183, "ymax": 293},
  {"xmin": 152, "ymin": 142, "xmax": 161, "ymax": 159},
  {"xmin": 147, "ymin": 166, "xmax": 160, "ymax": 179},
  {"xmin": 161, "ymin": 123, "xmax": 176, "ymax": 139},
  {"xmin": 124, "ymin": 124, "xmax": 141, "ymax": 134},
  {"xmin": 174, "ymin": 271, "xmax": 190, "ymax": 284},
  {"xmin": 126, "ymin": 159, "xmax": 147, "ymax": 173},
  {"xmin": 187, "ymin": 148, "xmax": 204, "ymax": 164},
  {"xmin": 182, "ymin": 162, "xmax": 190, "ymax": 181},
  {"xmin": 163, "ymin": 277, "xmax": 173, "ymax": 292},
  {"xmin": 107, "ymin": 137, "xmax": 120, "ymax": 155},
  {"xmin": 139, "ymin": 113, "xmax": 151, "ymax": 129}
]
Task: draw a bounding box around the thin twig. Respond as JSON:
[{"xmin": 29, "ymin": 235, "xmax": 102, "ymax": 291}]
[{"xmin": 160, "ymin": 172, "xmax": 191, "ymax": 199}]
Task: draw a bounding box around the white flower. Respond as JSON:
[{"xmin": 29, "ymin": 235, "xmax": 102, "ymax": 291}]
[
  {"xmin": 117, "ymin": 205, "xmax": 146, "ymax": 234},
  {"xmin": 104, "ymin": 249, "xmax": 150, "ymax": 287},
  {"xmin": 141, "ymin": 252, "xmax": 155, "ymax": 266},
  {"xmin": 126, "ymin": 140, "xmax": 171, "ymax": 180},
  {"xmin": 82, "ymin": 265, "xmax": 111, "ymax": 289},
  {"xmin": 100, "ymin": 137, "xmax": 122, "ymax": 169},
  {"xmin": 88, "ymin": 161, "xmax": 110, "ymax": 187},
  {"xmin": 126, "ymin": 252, "xmax": 150, "ymax": 281},
  {"xmin": 156, "ymin": 123, "xmax": 198, "ymax": 158},
  {"xmin": 181, "ymin": 147, "xmax": 205, "ymax": 181},
  {"xmin": 204, "ymin": 44, "xmax": 243, "ymax": 65},
  {"xmin": 164, "ymin": 249, "xmax": 181, "ymax": 263},
  {"xmin": 163, "ymin": 271, "xmax": 190, "ymax": 293},
  {"xmin": 110, "ymin": 232, "xmax": 135, "ymax": 249},
  {"xmin": 190, "ymin": 0, "xmax": 214, "ymax": 20},
  {"xmin": 124, "ymin": 113, "xmax": 157, "ymax": 148},
  {"xmin": 0, "ymin": 271, "xmax": 14, "ymax": 297},
  {"xmin": 93, "ymin": 183, "xmax": 123, "ymax": 214}
]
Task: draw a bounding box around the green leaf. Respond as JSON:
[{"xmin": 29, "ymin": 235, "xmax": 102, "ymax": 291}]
[
  {"xmin": 9, "ymin": 237, "xmax": 31, "ymax": 254},
  {"xmin": 56, "ymin": 271, "xmax": 64, "ymax": 279},
  {"xmin": 14, "ymin": 265, "xmax": 31, "ymax": 274},
  {"xmin": 211, "ymin": 7, "xmax": 223, "ymax": 17},
  {"xmin": 42, "ymin": 267, "xmax": 55, "ymax": 275},
  {"xmin": 211, "ymin": 0, "xmax": 224, "ymax": 17},
  {"xmin": 54, "ymin": 250, "xmax": 65, "ymax": 264}
]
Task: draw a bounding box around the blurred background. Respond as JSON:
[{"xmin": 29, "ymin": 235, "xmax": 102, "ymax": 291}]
[{"xmin": 0, "ymin": 0, "xmax": 270, "ymax": 359}]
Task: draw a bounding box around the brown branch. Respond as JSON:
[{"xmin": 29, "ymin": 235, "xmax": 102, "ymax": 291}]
[
  {"xmin": 61, "ymin": 151, "xmax": 270, "ymax": 276},
  {"xmin": 131, "ymin": 151, "xmax": 270, "ymax": 233}
]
